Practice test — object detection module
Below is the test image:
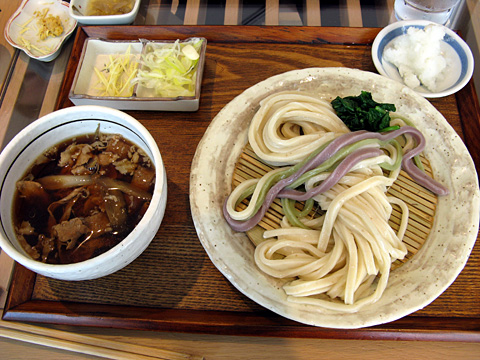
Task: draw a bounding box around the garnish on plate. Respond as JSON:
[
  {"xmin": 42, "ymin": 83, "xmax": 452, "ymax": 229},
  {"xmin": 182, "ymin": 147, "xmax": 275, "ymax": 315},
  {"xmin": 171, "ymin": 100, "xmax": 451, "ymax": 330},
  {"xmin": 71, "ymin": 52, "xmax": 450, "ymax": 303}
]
[
  {"xmin": 93, "ymin": 45, "xmax": 139, "ymax": 97},
  {"xmin": 331, "ymin": 91, "xmax": 397, "ymax": 132},
  {"xmin": 34, "ymin": 9, "xmax": 64, "ymax": 40},
  {"xmin": 132, "ymin": 39, "xmax": 203, "ymax": 98}
]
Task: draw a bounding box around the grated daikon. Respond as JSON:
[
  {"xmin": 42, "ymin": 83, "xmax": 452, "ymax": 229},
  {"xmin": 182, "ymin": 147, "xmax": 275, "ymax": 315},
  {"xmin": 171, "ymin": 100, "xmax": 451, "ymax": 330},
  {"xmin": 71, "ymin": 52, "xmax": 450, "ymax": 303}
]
[{"xmin": 383, "ymin": 24, "xmax": 448, "ymax": 92}]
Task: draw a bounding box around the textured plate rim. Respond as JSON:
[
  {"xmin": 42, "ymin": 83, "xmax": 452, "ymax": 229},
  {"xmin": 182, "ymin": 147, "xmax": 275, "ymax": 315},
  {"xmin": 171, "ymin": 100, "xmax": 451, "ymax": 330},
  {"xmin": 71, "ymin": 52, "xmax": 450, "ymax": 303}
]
[{"xmin": 189, "ymin": 67, "xmax": 479, "ymax": 329}]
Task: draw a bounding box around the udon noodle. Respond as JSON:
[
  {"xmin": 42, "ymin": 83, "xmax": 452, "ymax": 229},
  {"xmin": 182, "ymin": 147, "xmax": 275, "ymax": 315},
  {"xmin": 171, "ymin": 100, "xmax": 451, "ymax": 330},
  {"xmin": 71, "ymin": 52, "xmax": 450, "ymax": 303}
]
[{"xmin": 223, "ymin": 90, "xmax": 447, "ymax": 313}]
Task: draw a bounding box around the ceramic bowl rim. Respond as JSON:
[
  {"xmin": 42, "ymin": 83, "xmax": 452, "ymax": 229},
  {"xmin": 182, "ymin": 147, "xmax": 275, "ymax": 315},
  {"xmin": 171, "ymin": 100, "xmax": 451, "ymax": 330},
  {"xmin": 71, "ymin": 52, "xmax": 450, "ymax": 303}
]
[{"xmin": 371, "ymin": 20, "xmax": 474, "ymax": 98}]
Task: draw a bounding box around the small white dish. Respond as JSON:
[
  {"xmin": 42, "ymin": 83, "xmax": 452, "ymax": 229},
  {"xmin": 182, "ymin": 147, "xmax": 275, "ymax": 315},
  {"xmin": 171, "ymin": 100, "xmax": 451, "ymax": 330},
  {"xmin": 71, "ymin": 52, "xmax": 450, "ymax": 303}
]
[
  {"xmin": 4, "ymin": 0, "xmax": 77, "ymax": 62},
  {"xmin": 69, "ymin": 38, "xmax": 207, "ymax": 111},
  {"xmin": 372, "ymin": 20, "xmax": 474, "ymax": 98},
  {"xmin": 69, "ymin": 0, "xmax": 140, "ymax": 25},
  {"xmin": 69, "ymin": 39, "xmax": 143, "ymax": 107}
]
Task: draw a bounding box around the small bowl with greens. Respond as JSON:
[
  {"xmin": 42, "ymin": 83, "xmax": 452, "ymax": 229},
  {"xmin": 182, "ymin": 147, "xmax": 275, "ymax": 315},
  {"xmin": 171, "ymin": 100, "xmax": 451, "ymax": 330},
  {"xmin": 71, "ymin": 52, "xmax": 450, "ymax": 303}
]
[{"xmin": 69, "ymin": 37, "xmax": 207, "ymax": 111}]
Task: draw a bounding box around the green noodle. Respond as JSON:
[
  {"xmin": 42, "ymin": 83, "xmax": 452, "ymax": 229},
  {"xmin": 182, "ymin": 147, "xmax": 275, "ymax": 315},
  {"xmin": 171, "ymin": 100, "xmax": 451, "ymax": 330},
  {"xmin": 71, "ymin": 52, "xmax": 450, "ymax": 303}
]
[
  {"xmin": 392, "ymin": 114, "xmax": 424, "ymax": 171},
  {"xmin": 281, "ymin": 198, "xmax": 311, "ymax": 229},
  {"xmin": 378, "ymin": 139, "xmax": 403, "ymax": 171},
  {"xmin": 237, "ymin": 138, "xmax": 404, "ymax": 221}
]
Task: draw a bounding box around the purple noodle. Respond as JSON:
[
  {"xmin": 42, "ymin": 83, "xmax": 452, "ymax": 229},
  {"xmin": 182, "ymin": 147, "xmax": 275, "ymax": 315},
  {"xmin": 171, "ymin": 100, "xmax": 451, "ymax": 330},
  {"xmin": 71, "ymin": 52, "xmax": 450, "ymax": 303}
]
[
  {"xmin": 277, "ymin": 148, "xmax": 383, "ymax": 201},
  {"xmin": 223, "ymin": 147, "xmax": 383, "ymax": 232},
  {"xmin": 224, "ymin": 126, "xmax": 448, "ymax": 232}
]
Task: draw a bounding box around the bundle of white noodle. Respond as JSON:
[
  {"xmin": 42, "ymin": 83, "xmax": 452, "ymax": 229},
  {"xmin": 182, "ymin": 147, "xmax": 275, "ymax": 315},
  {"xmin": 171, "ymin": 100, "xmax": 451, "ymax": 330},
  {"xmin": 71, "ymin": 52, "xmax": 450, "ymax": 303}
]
[
  {"xmin": 224, "ymin": 91, "xmax": 448, "ymax": 313},
  {"xmin": 248, "ymin": 91, "xmax": 350, "ymax": 166}
]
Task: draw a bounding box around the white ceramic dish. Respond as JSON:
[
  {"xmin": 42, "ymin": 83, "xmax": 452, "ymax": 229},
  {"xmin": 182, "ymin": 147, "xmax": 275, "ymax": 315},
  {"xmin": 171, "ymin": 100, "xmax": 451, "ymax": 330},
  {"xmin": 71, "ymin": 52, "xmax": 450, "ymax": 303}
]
[
  {"xmin": 69, "ymin": 0, "xmax": 140, "ymax": 25},
  {"xmin": 372, "ymin": 20, "xmax": 474, "ymax": 98},
  {"xmin": 69, "ymin": 38, "xmax": 206, "ymax": 111},
  {"xmin": 69, "ymin": 39, "xmax": 143, "ymax": 108},
  {"xmin": 0, "ymin": 106, "xmax": 167, "ymax": 281},
  {"xmin": 4, "ymin": 0, "xmax": 77, "ymax": 62},
  {"xmin": 190, "ymin": 67, "xmax": 479, "ymax": 329}
]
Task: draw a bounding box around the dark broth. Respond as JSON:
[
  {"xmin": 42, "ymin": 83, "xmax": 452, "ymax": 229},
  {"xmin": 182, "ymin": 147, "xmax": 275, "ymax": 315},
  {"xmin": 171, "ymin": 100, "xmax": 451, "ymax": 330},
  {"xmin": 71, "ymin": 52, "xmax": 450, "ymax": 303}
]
[{"xmin": 13, "ymin": 131, "xmax": 155, "ymax": 264}]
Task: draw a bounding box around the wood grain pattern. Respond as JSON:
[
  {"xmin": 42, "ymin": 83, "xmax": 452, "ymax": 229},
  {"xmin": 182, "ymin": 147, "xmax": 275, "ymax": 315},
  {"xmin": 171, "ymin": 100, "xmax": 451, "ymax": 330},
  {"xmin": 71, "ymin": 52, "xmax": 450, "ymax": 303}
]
[{"xmin": 4, "ymin": 26, "xmax": 480, "ymax": 341}]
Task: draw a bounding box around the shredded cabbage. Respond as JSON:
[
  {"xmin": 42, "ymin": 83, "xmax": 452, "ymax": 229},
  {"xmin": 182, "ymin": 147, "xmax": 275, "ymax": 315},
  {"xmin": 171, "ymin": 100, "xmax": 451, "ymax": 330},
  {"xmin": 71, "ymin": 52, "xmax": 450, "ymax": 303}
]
[{"xmin": 132, "ymin": 39, "xmax": 203, "ymax": 98}]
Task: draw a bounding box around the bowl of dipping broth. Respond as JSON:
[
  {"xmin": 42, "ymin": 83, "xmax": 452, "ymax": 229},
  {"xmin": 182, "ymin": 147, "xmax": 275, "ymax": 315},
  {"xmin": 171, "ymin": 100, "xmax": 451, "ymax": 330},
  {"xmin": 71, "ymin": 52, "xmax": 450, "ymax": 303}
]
[
  {"xmin": 0, "ymin": 106, "xmax": 167, "ymax": 281},
  {"xmin": 372, "ymin": 20, "xmax": 474, "ymax": 98}
]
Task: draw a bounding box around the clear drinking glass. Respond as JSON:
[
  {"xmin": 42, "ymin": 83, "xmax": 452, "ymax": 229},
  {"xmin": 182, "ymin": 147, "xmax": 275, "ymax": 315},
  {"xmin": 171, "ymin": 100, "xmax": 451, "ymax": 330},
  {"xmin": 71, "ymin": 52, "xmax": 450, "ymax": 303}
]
[{"xmin": 394, "ymin": 0, "xmax": 462, "ymax": 25}]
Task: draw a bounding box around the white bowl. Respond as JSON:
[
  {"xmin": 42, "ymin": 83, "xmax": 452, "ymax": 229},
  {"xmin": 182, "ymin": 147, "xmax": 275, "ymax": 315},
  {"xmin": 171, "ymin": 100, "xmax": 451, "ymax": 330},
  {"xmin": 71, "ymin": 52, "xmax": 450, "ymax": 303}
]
[
  {"xmin": 372, "ymin": 20, "xmax": 474, "ymax": 98},
  {"xmin": 69, "ymin": 0, "xmax": 140, "ymax": 25},
  {"xmin": 0, "ymin": 106, "xmax": 167, "ymax": 281},
  {"xmin": 4, "ymin": 0, "xmax": 77, "ymax": 62}
]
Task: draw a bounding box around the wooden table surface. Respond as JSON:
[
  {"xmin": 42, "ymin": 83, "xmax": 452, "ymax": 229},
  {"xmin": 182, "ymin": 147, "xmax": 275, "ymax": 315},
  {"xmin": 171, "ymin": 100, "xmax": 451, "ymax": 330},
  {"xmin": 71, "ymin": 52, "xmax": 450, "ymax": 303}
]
[{"xmin": 1, "ymin": 1, "xmax": 480, "ymax": 359}]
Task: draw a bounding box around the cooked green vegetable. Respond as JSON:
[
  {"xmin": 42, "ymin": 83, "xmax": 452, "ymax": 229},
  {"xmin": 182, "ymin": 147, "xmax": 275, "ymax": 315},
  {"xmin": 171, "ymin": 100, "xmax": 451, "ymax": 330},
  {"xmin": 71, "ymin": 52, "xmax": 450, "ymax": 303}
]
[{"xmin": 331, "ymin": 91, "xmax": 396, "ymax": 132}]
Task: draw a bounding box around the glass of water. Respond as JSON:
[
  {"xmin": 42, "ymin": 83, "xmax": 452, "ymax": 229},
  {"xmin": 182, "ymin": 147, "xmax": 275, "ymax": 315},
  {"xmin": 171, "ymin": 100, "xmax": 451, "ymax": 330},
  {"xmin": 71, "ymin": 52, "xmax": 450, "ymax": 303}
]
[{"xmin": 394, "ymin": 0, "xmax": 462, "ymax": 26}]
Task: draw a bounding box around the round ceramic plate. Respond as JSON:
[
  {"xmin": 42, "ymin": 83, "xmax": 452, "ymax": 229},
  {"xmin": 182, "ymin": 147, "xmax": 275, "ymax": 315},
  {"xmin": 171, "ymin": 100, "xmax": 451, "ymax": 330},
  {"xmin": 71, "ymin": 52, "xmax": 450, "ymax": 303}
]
[{"xmin": 189, "ymin": 67, "xmax": 479, "ymax": 329}]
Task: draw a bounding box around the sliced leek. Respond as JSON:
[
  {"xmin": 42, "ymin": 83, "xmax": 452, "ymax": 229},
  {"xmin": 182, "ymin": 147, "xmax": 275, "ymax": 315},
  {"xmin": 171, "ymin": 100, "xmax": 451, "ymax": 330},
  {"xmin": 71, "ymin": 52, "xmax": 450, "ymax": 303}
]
[{"xmin": 132, "ymin": 39, "xmax": 203, "ymax": 98}]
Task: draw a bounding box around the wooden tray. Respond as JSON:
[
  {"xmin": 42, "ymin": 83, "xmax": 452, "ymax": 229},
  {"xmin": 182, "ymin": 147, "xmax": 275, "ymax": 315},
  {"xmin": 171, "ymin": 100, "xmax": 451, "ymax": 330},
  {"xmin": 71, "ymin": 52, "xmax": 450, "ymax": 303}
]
[{"xmin": 3, "ymin": 26, "xmax": 480, "ymax": 341}]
